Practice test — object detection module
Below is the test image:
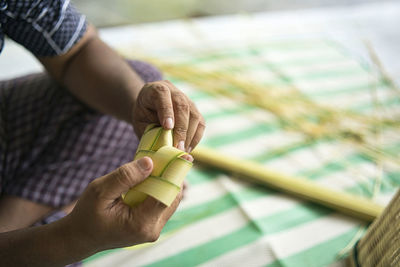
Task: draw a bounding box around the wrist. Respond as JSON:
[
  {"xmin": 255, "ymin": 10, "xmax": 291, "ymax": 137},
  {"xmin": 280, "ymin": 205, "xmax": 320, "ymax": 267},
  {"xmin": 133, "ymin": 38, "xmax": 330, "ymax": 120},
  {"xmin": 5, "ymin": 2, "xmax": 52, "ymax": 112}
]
[{"xmin": 55, "ymin": 215, "xmax": 99, "ymax": 262}]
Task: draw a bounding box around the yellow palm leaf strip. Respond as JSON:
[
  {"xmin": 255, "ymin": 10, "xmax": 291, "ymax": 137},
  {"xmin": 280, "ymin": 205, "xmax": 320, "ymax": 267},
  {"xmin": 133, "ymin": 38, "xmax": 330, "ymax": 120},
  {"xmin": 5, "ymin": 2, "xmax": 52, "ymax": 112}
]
[
  {"xmin": 123, "ymin": 125, "xmax": 193, "ymax": 207},
  {"xmin": 192, "ymin": 146, "xmax": 384, "ymax": 222}
]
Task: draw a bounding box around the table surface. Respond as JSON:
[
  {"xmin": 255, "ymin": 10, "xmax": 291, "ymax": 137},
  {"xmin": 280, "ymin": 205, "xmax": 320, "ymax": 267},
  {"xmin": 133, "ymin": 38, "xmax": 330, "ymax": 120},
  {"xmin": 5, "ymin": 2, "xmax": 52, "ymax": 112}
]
[{"xmin": 1, "ymin": 2, "xmax": 400, "ymax": 267}]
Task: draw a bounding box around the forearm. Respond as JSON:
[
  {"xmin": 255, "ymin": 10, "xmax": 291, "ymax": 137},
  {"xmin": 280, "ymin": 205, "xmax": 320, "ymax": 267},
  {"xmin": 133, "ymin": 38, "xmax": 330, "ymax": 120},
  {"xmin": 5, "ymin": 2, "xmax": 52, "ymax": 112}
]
[
  {"xmin": 0, "ymin": 216, "xmax": 95, "ymax": 267},
  {"xmin": 40, "ymin": 25, "xmax": 145, "ymax": 122},
  {"xmin": 63, "ymin": 37, "xmax": 144, "ymax": 121}
]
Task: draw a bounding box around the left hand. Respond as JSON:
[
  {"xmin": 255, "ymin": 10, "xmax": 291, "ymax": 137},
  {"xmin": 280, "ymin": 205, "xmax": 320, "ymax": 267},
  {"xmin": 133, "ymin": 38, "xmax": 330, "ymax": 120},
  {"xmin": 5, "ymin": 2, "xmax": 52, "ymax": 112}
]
[
  {"xmin": 132, "ymin": 80, "xmax": 205, "ymax": 152},
  {"xmin": 66, "ymin": 157, "xmax": 183, "ymax": 251}
]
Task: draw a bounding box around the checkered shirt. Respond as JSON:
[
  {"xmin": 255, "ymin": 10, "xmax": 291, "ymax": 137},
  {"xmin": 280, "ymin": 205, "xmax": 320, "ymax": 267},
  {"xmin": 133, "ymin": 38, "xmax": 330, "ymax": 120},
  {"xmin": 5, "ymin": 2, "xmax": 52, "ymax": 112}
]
[
  {"xmin": 0, "ymin": 0, "xmax": 87, "ymax": 56},
  {"xmin": 0, "ymin": 60, "xmax": 162, "ymax": 207}
]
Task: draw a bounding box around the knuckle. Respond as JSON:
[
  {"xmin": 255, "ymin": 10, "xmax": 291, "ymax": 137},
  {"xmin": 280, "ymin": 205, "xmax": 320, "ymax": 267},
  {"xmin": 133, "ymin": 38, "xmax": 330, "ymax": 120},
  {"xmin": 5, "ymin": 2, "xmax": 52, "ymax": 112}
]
[
  {"xmin": 117, "ymin": 164, "xmax": 132, "ymax": 179},
  {"xmin": 172, "ymin": 94, "xmax": 189, "ymax": 110},
  {"xmin": 135, "ymin": 223, "xmax": 160, "ymax": 243},
  {"xmin": 147, "ymin": 231, "xmax": 161, "ymax": 243},
  {"xmin": 158, "ymin": 104, "xmax": 173, "ymax": 113},
  {"xmin": 152, "ymin": 83, "xmax": 170, "ymax": 94},
  {"xmin": 117, "ymin": 164, "xmax": 136, "ymax": 186},
  {"xmin": 87, "ymin": 179, "xmax": 103, "ymax": 198},
  {"xmin": 174, "ymin": 126, "xmax": 187, "ymax": 135},
  {"xmin": 198, "ymin": 119, "xmax": 206, "ymax": 129},
  {"xmin": 190, "ymin": 112, "xmax": 201, "ymax": 121},
  {"xmin": 191, "ymin": 135, "xmax": 202, "ymax": 146},
  {"xmin": 163, "ymin": 79, "xmax": 172, "ymax": 85},
  {"xmin": 175, "ymin": 102, "xmax": 189, "ymax": 112}
]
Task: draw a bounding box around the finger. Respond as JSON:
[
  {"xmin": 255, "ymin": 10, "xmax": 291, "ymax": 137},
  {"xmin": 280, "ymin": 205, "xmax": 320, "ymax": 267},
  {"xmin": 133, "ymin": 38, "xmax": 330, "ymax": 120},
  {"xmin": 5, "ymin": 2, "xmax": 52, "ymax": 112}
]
[
  {"xmin": 180, "ymin": 154, "xmax": 194, "ymax": 162},
  {"xmin": 188, "ymin": 119, "xmax": 205, "ymax": 152},
  {"xmin": 161, "ymin": 190, "xmax": 184, "ymax": 222},
  {"xmin": 185, "ymin": 104, "xmax": 202, "ymax": 151},
  {"xmin": 96, "ymin": 157, "xmax": 153, "ymax": 200},
  {"xmin": 138, "ymin": 189, "xmax": 183, "ymax": 220},
  {"xmin": 152, "ymin": 81, "xmax": 175, "ymax": 130},
  {"xmin": 171, "ymin": 92, "xmax": 190, "ymax": 150},
  {"xmin": 182, "ymin": 180, "xmax": 188, "ymax": 199},
  {"xmin": 134, "ymin": 108, "xmax": 159, "ymax": 138}
]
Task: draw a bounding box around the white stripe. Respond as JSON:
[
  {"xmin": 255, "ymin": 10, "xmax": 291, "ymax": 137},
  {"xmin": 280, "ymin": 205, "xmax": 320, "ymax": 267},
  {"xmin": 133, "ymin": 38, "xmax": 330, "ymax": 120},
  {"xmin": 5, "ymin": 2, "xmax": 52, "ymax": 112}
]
[
  {"xmin": 195, "ymin": 167, "xmax": 384, "ymax": 267},
  {"xmin": 179, "ymin": 175, "xmax": 242, "ymax": 210},
  {"xmin": 87, "ymin": 193, "xmax": 303, "ymax": 267},
  {"xmin": 61, "ymin": 14, "xmax": 85, "ymax": 54},
  {"xmin": 239, "ymin": 194, "xmax": 301, "ymax": 223},
  {"xmin": 280, "ymin": 59, "xmax": 363, "ymax": 78},
  {"xmin": 259, "ymin": 47, "xmax": 342, "ymax": 63},
  {"xmin": 23, "ymin": 0, "xmax": 42, "ymax": 19},
  {"xmin": 34, "ymin": 7, "xmax": 48, "ymax": 22},
  {"xmin": 4, "ymin": 10, "xmax": 16, "ymax": 19},
  {"xmin": 296, "ymin": 74, "xmax": 379, "ymax": 95},
  {"xmin": 266, "ymin": 214, "xmax": 358, "ymax": 258},
  {"xmin": 85, "ymin": 162, "xmax": 379, "ymax": 266},
  {"xmin": 49, "ymin": 0, "xmax": 70, "ymax": 36},
  {"xmin": 176, "ymin": 81, "xmax": 199, "ymax": 96},
  {"xmin": 219, "ymin": 130, "xmax": 302, "ymax": 159},
  {"xmin": 202, "ymin": 214, "xmax": 358, "ymax": 267},
  {"xmin": 199, "ymin": 235, "xmax": 274, "ymax": 267},
  {"xmin": 317, "ymin": 85, "xmax": 393, "ymax": 108},
  {"xmin": 32, "ymin": 23, "xmax": 62, "ymax": 54},
  {"xmin": 118, "ymin": 208, "xmax": 250, "ymax": 266},
  {"xmin": 265, "ymin": 142, "xmax": 355, "ymax": 175},
  {"xmin": 196, "ymin": 97, "xmax": 241, "ymax": 117},
  {"xmin": 204, "ymin": 114, "xmax": 256, "ymax": 138},
  {"xmin": 6, "ymin": 6, "xmax": 64, "ymax": 54}
]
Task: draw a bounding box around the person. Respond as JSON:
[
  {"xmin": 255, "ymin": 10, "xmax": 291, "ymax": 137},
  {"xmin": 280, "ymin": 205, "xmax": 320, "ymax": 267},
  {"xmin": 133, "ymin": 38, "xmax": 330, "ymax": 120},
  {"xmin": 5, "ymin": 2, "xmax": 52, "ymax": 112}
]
[{"xmin": 0, "ymin": 0, "xmax": 205, "ymax": 265}]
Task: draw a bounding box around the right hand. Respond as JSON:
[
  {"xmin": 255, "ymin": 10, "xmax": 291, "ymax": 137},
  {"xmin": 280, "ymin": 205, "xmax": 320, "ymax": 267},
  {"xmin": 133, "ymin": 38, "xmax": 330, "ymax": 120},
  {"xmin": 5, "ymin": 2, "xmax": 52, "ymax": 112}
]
[
  {"xmin": 132, "ymin": 80, "xmax": 205, "ymax": 152},
  {"xmin": 65, "ymin": 157, "xmax": 182, "ymax": 251}
]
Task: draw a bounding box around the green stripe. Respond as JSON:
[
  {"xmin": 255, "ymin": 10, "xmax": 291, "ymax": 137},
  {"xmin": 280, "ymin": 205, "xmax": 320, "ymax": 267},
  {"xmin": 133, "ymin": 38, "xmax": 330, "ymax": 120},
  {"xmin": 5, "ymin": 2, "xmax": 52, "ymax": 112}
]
[
  {"xmin": 298, "ymin": 154, "xmax": 366, "ymax": 180},
  {"xmin": 220, "ymin": 60, "xmax": 364, "ymax": 80},
  {"xmin": 203, "ymin": 123, "xmax": 277, "ymax": 148},
  {"xmin": 266, "ymin": 227, "xmax": 361, "ymax": 267},
  {"xmin": 83, "ymin": 249, "xmax": 120, "ymax": 263},
  {"xmin": 270, "ymin": 53, "xmax": 348, "ymax": 69},
  {"xmin": 184, "ymin": 41, "xmax": 333, "ymax": 64},
  {"xmin": 293, "ymin": 68, "xmax": 366, "ymax": 81},
  {"xmin": 253, "ymin": 203, "xmax": 331, "ymax": 234},
  {"xmin": 186, "ymin": 167, "xmax": 220, "ymax": 185},
  {"xmin": 146, "ymin": 203, "xmax": 334, "ymax": 267},
  {"xmin": 147, "ymin": 224, "xmax": 261, "ymax": 267},
  {"xmin": 352, "ymin": 95, "xmax": 400, "ymax": 112},
  {"xmin": 251, "ymin": 140, "xmax": 322, "ymax": 163},
  {"xmin": 84, "ymin": 159, "xmax": 389, "ymax": 264},
  {"xmin": 151, "ymin": 181, "xmax": 372, "ymax": 267},
  {"xmin": 163, "ymin": 185, "xmax": 271, "ymax": 234},
  {"xmin": 186, "ymin": 90, "xmax": 211, "ymax": 101},
  {"xmin": 386, "ymin": 171, "xmax": 400, "ymax": 185}
]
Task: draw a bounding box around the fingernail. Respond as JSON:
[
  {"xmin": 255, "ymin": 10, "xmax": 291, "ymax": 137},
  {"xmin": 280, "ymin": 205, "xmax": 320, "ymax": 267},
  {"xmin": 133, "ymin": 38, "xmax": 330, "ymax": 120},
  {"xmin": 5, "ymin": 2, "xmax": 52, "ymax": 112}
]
[
  {"xmin": 188, "ymin": 146, "xmax": 193, "ymax": 153},
  {"xmin": 137, "ymin": 157, "xmax": 152, "ymax": 171},
  {"xmin": 164, "ymin": 118, "xmax": 174, "ymax": 129},
  {"xmin": 178, "ymin": 141, "xmax": 185, "ymax": 151},
  {"xmin": 187, "ymin": 154, "xmax": 194, "ymax": 162}
]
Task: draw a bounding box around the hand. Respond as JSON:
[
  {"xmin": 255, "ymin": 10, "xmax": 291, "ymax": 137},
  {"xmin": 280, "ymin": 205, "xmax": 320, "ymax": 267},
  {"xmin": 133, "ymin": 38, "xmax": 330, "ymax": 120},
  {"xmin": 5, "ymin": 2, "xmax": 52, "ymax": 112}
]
[
  {"xmin": 65, "ymin": 157, "xmax": 182, "ymax": 251},
  {"xmin": 132, "ymin": 80, "xmax": 205, "ymax": 152}
]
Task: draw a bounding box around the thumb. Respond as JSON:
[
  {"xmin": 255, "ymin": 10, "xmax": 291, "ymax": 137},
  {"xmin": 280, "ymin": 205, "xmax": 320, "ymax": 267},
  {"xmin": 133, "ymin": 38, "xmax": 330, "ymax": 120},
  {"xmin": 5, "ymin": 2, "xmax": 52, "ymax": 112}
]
[{"xmin": 99, "ymin": 157, "xmax": 153, "ymax": 200}]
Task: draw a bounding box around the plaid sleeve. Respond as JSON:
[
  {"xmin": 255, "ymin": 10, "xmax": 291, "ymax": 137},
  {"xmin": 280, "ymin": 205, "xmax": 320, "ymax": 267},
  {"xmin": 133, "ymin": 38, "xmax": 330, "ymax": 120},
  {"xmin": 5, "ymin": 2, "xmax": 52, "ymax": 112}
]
[{"xmin": 1, "ymin": 0, "xmax": 87, "ymax": 56}]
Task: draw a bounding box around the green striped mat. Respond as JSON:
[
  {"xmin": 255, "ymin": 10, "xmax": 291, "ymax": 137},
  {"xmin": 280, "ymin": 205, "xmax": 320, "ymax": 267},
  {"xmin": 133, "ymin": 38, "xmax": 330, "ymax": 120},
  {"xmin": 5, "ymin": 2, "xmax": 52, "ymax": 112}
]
[{"xmin": 84, "ymin": 37, "xmax": 400, "ymax": 267}]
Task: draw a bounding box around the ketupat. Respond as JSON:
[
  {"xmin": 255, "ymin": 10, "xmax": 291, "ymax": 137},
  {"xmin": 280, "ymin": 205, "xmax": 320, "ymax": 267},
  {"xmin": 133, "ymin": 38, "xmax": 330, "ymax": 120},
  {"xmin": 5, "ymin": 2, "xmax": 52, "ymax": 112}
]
[{"xmin": 123, "ymin": 124, "xmax": 193, "ymax": 207}]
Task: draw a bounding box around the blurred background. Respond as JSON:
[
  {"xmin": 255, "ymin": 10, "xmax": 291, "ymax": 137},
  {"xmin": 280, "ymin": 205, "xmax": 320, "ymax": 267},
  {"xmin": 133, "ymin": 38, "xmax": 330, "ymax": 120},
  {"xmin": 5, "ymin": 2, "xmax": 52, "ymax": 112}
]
[
  {"xmin": 72, "ymin": 0, "xmax": 392, "ymax": 26},
  {"xmin": 2, "ymin": 1, "xmax": 400, "ymax": 266}
]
